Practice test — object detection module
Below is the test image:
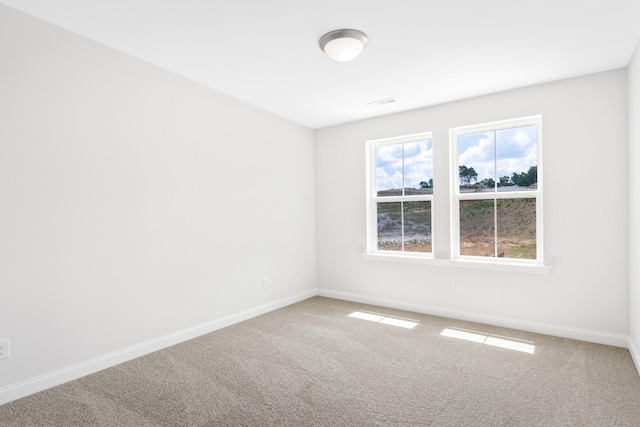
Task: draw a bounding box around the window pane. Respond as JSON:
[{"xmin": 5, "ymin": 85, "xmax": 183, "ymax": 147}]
[
  {"xmin": 404, "ymin": 139, "xmax": 433, "ymax": 195},
  {"xmin": 496, "ymin": 125, "xmax": 537, "ymax": 191},
  {"xmin": 458, "ymin": 132, "xmax": 495, "ymax": 193},
  {"xmin": 377, "ymin": 202, "xmax": 402, "ymax": 251},
  {"xmin": 404, "ymin": 201, "xmax": 432, "ymax": 253},
  {"xmin": 497, "ymin": 198, "xmax": 536, "ymax": 259},
  {"xmin": 376, "ymin": 144, "xmax": 403, "ymax": 196},
  {"xmin": 460, "ymin": 200, "xmax": 495, "ymax": 257}
]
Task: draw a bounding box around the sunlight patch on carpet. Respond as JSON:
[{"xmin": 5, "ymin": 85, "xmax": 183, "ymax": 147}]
[
  {"xmin": 348, "ymin": 311, "xmax": 419, "ymax": 329},
  {"xmin": 441, "ymin": 327, "xmax": 535, "ymax": 354}
]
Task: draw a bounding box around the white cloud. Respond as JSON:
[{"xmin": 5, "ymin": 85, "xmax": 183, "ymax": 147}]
[
  {"xmin": 404, "ymin": 140, "xmax": 433, "ymax": 188},
  {"xmin": 375, "ymin": 140, "xmax": 433, "ymax": 190},
  {"xmin": 459, "ymin": 136, "xmax": 494, "ymax": 181},
  {"xmin": 513, "ymin": 129, "xmax": 531, "ymax": 146},
  {"xmin": 405, "ymin": 159, "xmax": 433, "ymax": 188},
  {"xmin": 376, "ymin": 144, "xmax": 402, "ymax": 168},
  {"xmin": 496, "ymin": 127, "xmax": 537, "ymax": 177},
  {"xmin": 458, "ymin": 127, "xmax": 538, "ymax": 182},
  {"xmin": 376, "ymin": 168, "xmax": 403, "ymax": 191}
]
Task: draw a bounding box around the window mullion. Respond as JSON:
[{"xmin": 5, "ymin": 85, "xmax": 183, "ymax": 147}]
[
  {"xmin": 493, "ymin": 130, "xmax": 498, "ymax": 257},
  {"xmin": 401, "ymin": 143, "xmax": 405, "ymax": 250},
  {"xmin": 401, "ymin": 202, "xmax": 405, "ymax": 252},
  {"xmin": 493, "ymin": 130, "xmax": 498, "ymax": 190},
  {"xmin": 494, "ymin": 198, "xmax": 498, "ymax": 257},
  {"xmin": 401, "ymin": 143, "xmax": 405, "ymax": 195}
]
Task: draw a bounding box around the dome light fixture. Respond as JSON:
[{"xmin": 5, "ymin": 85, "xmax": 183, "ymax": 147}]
[{"xmin": 319, "ymin": 29, "xmax": 368, "ymax": 62}]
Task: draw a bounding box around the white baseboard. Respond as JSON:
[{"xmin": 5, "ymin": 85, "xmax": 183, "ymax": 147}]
[
  {"xmin": 0, "ymin": 289, "xmax": 316, "ymax": 406},
  {"xmin": 317, "ymin": 288, "xmax": 630, "ymax": 348}
]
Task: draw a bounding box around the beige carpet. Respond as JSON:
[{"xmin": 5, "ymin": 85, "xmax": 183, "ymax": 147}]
[{"xmin": 1, "ymin": 296, "xmax": 640, "ymax": 426}]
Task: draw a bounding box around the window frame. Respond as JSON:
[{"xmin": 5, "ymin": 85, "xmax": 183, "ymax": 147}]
[
  {"xmin": 365, "ymin": 132, "xmax": 434, "ymax": 258},
  {"xmin": 449, "ymin": 115, "xmax": 544, "ymax": 267}
]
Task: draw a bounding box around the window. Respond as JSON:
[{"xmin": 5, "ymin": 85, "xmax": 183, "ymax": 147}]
[
  {"xmin": 450, "ymin": 116, "xmax": 543, "ymax": 265},
  {"xmin": 364, "ymin": 116, "xmax": 547, "ymax": 272},
  {"xmin": 366, "ymin": 133, "xmax": 433, "ymax": 256}
]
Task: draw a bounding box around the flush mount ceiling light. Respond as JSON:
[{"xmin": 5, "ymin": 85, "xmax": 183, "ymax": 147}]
[{"xmin": 319, "ymin": 29, "xmax": 368, "ymax": 62}]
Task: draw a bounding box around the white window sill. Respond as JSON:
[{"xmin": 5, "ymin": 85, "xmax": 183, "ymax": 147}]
[{"xmin": 361, "ymin": 253, "xmax": 552, "ymax": 274}]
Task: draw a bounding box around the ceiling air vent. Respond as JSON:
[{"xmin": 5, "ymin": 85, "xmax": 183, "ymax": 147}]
[{"xmin": 366, "ymin": 97, "xmax": 397, "ymax": 107}]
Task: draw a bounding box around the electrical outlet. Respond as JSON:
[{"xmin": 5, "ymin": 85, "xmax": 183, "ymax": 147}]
[
  {"xmin": 452, "ymin": 280, "xmax": 460, "ymax": 293},
  {"xmin": 0, "ymin": 339, "xmax": 9, "ymax": 360},
  {"xmin": 262, "ymin": 276, "xmax": 269, "ymax": 289}
]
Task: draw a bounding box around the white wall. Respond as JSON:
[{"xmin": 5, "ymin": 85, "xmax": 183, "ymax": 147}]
[
  {"xmin": 0, "ymin": 5, "xmax": 316, "ymax": 400},
  {"xmin": 629, "ymin": 39, "xmax": 640, "ymax": 366},
  {"xmin": 315, "ymin": 70, "xmax": 629, "ymax": 344}
]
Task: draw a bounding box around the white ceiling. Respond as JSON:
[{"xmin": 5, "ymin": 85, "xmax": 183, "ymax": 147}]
[{"xmin": 2, "ymin": 0, "xmax": 639, "ymax": 129}]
